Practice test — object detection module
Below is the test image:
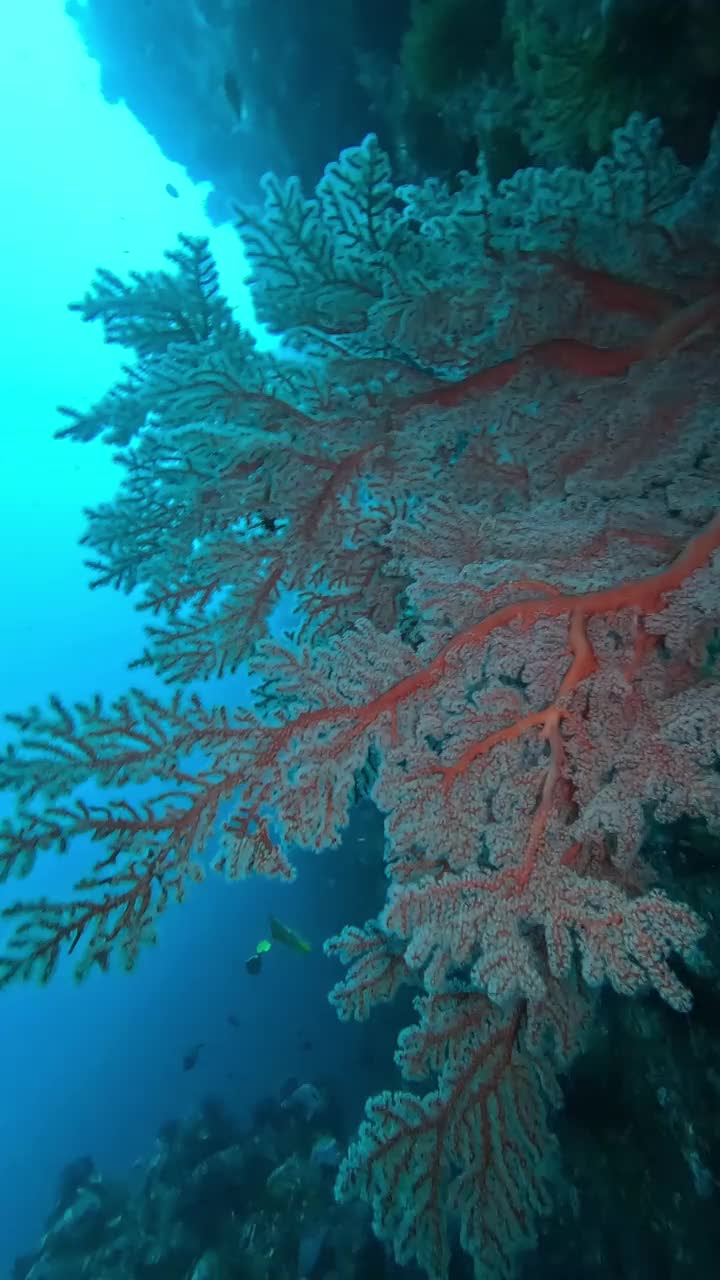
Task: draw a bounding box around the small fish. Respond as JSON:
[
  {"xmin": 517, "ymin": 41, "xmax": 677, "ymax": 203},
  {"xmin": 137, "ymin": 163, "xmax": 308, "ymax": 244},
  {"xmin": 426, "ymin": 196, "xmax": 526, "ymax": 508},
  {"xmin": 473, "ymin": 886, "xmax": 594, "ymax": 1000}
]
[
  {"xmin": 245, "ymin": 936, "xmax": 272, "ymax": 975},
  {"xmin": 227, "ymin": 1014, "xmax": 241, "ymax": 1028},
  {"xmin": 182, "ymin": 1042, "xmax": 205, "ymax": 1071},
  {"xmin": 245, "ymin": 919, "xmax": 310, "ymax": 976},
  {"xmin": 223, "ymin": 70, "xmax": 244, "ymax": 120},
  {"xmin": 165, "ymin": 182, "xmax": 180, "ymax": 199},
  {"xmin": 269, "ymin": 915, "xmax": 311, "ymax": 955}
]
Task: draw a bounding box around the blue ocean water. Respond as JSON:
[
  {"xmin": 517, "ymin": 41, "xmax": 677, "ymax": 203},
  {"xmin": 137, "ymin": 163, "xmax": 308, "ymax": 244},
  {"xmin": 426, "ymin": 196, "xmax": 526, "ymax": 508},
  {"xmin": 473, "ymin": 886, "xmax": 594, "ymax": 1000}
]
[{"xmin": 0, "ymin": 4, "xmax": 382, "ymax": 1270}]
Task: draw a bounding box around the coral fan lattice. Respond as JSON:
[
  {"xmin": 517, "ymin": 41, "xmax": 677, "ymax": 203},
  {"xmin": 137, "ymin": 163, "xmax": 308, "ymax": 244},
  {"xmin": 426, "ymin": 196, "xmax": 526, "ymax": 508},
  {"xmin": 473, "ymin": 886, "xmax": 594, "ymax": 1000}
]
[{"xmin": 2, "ymin": 117, "xmax": 720, "ymax": 1277}]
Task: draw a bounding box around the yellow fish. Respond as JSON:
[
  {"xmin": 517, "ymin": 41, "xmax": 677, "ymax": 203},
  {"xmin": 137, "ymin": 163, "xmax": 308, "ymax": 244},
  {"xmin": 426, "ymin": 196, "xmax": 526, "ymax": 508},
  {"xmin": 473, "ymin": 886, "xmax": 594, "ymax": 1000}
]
[{"xmin": 269, "ymin": 915, "xmax": 312, "ymax": 955}]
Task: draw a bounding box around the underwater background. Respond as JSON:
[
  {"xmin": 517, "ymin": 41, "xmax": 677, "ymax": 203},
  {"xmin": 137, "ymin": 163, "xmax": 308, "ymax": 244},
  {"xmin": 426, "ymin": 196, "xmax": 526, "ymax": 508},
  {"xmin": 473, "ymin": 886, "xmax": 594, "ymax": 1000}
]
[
  {"xmin": 0, "ymin": 3, "xmax": 392, "ymax": 1272},
  {"xmin": 1, "ymin": 3, "xmax": 720, "ymax": 1279}
]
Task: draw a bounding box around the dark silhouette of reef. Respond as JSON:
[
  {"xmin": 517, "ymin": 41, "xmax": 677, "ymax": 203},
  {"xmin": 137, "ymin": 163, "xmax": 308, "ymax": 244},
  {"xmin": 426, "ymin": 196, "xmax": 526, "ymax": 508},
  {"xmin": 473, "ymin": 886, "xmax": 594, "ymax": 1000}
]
[
  {"xmin": 12, "ymin": 1081, "xmax": 406, "ymax": 1280},
  {"xmin": 65, "ymin": 0, "xmax": 415, "ymax": 220},
  {"xmin": 66, "ymin": 1, "xmax": 720, "ymax": 221}
]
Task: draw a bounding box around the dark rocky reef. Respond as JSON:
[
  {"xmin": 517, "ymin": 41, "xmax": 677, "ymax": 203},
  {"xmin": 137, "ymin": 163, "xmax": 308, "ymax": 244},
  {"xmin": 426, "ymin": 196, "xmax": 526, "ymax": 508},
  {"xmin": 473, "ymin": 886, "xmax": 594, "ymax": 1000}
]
[
  {"xmin": 67, "ymin": 1, "xmax": 720, "ymax": 220},
  {"xmin": 66, "ymin": 0, "xmax": 414, "ymax": 219}
]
